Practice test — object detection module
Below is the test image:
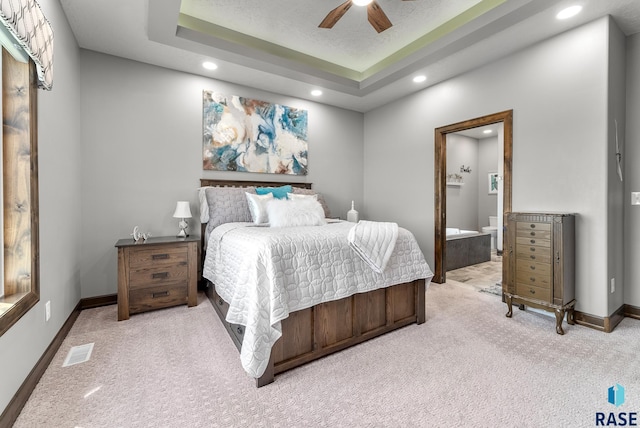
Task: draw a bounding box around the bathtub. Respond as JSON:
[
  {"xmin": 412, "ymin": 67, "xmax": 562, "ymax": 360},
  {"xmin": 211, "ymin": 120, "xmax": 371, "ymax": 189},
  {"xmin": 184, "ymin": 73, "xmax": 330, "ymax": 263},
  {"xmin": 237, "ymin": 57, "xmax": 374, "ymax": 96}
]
[{"xmin": 446, "ymin": 228, "xmax": 491, "ymax": 271}]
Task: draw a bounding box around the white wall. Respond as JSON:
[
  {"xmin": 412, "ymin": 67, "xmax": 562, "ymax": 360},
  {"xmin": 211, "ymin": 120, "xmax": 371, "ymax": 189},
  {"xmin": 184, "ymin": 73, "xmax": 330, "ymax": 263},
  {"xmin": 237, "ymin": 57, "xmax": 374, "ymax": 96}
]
[
  {"xmin": 0, "ymin": 0, "xmax": 83, "ymax": 414},
  {"xmin": 625, "ymin": 33, "xmax": 640, "ymax": 307},
  {"xmin": 364, "ymin": 17, "xmax": 614, "ymax": 317},
  {"xmin": 79, "ymin": 51, "xmax": 365, "ymax": 298}
]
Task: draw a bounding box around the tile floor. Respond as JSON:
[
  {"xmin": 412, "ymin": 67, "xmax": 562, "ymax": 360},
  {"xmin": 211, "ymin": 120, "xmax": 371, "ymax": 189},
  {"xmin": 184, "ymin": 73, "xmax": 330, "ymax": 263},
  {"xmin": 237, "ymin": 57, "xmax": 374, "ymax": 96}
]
[{"xmin": 446, "ymin": 251, "xmax": 502, "ymax": 295}]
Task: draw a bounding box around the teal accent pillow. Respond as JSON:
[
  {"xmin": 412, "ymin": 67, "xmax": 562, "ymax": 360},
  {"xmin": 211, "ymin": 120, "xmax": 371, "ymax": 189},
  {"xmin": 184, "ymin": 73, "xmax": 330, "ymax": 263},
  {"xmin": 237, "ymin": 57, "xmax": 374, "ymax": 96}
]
[{"xmin": 255, "ymin": 185, "xmax": 292, "ymax": 200}]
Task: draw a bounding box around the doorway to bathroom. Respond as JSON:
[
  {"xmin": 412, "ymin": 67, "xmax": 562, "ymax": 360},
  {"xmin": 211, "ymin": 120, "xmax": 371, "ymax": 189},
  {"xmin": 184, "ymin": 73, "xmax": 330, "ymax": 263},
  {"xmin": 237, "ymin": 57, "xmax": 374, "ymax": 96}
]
[{"xmin": 433, "ymin": 110, "xmax": 513, "ymax": 286}]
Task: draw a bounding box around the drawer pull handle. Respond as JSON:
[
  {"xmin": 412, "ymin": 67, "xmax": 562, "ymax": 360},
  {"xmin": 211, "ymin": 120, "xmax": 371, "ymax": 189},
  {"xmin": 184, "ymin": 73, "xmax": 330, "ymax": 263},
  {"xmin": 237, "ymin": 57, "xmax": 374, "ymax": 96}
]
[
  {"xmin": 236, "ymin": 326, "xmax": 244, "ymax": 335},
  {"xmin": 152, "ymin": 272, "xmax": 169, "ymax": 279},
  {"xmin": 530, "ymin": 224, "xmax": 536, "ymax": 228},
  {"xmin": 529, "ymin": 265, "xmax": 535, "ymax": 270},
  {"xmin": 529, "ymin": 288, "xmax": 536, "ymax": 294},
  {"xmin": 152, "ymin": 254, "xmax": 169, "ymax": 260},
  {"xmin": 152, "ymin": 291, "xmax": 169, "ymax": 298},
  {"xmin": 530, "ymin": 239, "xmax": 536, "ymax": 244},
  {"xmin": 530, "ymin": 247, "xmax": 536, "ymax": 252},
  {"xmin": 530, "ymin": 277, "xmax": 536, "ymax": 282},
  {"xmin": 530, "ymin": 255, "xmax": 536, "ymax": 260},
  {"xmin": 530, "ymin": 231, "xmax": 536, "ymax": 236},
  {"xmin": 218, "ymin": 298, "xmax": 224, "ymax": 306}
]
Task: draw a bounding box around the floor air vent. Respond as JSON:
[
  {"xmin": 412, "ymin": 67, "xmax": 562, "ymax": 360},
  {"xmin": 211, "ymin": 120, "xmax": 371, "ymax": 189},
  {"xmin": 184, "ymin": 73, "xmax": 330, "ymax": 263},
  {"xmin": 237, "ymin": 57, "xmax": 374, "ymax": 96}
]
[{"xmin": 62, "ymin": 343, "xmax": 94, "ymax": 367}]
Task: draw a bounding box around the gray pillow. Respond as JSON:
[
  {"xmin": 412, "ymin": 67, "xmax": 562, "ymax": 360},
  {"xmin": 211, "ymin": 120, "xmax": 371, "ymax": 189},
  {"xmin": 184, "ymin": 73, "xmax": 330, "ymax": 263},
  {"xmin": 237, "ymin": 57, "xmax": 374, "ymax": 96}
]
[
  {"xmin": 291, "ymin": 187, "xmax": 331, "ymax": 218},
  {"xmin": 205, "ymin": 186, "xmax": 256, "ymax": 234}
]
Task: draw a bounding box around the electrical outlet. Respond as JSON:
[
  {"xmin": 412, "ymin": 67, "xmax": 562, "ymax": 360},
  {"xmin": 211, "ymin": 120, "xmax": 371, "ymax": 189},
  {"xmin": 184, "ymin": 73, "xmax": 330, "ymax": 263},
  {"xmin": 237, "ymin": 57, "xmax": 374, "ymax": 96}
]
[
  {"xmin": 45, "ymin": 300, "xmax": 51, "ymax": 322},
  {"xmin": 610, "ymin": 278, "xmax": 615, "ymax": 294}
]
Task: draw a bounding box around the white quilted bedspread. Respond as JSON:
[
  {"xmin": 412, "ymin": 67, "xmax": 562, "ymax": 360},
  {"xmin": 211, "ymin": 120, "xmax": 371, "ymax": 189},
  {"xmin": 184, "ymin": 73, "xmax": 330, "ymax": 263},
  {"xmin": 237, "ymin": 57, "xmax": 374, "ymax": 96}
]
[{"xmin": 203, "ymin": 221, "xmax": 433, "ymax": 379}]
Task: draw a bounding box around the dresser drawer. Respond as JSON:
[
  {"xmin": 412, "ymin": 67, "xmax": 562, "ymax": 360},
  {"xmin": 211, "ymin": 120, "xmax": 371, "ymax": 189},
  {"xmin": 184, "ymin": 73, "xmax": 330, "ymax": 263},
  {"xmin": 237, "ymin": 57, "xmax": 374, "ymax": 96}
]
[
  {"xmin": 516, "ymin": 222, "xmax": 551, "ymax": 232},
  {"xmin": 129, "ymin": 246, "xmax": 188, "ymax": 268},
  {"xmin": 515, "ymin": 270, "xmax": 551, "ymax": 288},
  {"xmin": 516, "ymin": 244, "xmax": 551, "ymax": 263},
  {"xmin": 516, "ymin": 260, "xmax": 551, "ymax": 277},
  {"xmin": 129, "ymin": 283, "xmax": 188, "ymax": 314},
  {"xmin": 515, "ymin": 283, "xmax": 551, "ymax": 302},
  {"xmin": 516, "ymin": 236, "xmax": 550, "ymax": 248},
  {"xmin": 516, "ymin": 228, "xmax": 551, "ymax": 241}
]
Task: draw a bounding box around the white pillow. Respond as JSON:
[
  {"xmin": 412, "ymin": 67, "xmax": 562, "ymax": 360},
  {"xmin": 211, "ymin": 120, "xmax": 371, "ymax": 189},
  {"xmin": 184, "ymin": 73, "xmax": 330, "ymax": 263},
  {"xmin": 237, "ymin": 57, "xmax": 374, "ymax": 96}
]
[
  {"xmin": 287, "ymin": 192, "xmax": 318, "ymax": 201},
  {"xmin": 198, "ymin": 186, "xmax": 213, "ymax": 223},
  {"xmin": 245, "ymin": 192, "xmax": 274, "ymax": 224},
  {"xmin": 267, "ymin": 198, "xmax": 326, "ymax": 228}
]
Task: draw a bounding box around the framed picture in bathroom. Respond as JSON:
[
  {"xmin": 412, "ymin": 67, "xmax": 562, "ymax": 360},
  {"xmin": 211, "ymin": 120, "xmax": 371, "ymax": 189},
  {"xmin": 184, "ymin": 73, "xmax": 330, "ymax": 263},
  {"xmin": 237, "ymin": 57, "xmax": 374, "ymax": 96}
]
[{"xmin": 488, "ymin": 173, "xmax": 499, "ymax": 194}]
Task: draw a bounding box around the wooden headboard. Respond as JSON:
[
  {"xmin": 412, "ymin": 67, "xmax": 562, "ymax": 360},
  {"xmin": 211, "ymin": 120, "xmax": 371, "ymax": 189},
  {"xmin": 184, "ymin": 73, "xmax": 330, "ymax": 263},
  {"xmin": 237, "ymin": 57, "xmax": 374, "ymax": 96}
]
[
  {"xmin": 199, "ymin": 178, "xmax": 313, "ymax": 250},
  {"xmin": 200, "ymin": 178, "xmax": 312, "ymax": 189}
]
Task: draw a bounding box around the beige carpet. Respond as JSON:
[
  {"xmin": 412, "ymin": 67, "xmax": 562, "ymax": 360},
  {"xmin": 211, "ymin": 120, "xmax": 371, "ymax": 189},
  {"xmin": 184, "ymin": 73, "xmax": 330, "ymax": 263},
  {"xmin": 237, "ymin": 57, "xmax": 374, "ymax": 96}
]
[{"xmin": 14, "ymin": 282, "xmax": 640, "ymax": 427}]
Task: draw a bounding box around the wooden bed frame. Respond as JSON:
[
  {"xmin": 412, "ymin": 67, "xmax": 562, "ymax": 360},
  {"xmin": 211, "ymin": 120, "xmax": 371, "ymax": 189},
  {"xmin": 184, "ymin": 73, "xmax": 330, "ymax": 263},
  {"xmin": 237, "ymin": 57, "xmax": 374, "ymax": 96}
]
[{"xmin": 200, "ymin": 178, "xmax": 427, "ymax": 387}]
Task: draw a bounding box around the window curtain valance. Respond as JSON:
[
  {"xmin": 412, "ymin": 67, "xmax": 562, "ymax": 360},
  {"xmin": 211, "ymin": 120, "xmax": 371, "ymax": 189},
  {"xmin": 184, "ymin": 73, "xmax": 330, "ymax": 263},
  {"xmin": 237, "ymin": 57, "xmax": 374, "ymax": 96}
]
[{"xmin": 0, "ymin": 0, "xmax": 53, "ymax": 90}]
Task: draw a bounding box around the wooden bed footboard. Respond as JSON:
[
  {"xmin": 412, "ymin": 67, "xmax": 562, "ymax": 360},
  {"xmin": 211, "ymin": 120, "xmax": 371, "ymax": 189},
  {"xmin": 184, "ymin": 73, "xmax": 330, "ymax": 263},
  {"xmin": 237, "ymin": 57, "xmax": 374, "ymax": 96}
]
[{"xmin": 205, "ymin": 278, "xmax": 426, "ymax": 387}]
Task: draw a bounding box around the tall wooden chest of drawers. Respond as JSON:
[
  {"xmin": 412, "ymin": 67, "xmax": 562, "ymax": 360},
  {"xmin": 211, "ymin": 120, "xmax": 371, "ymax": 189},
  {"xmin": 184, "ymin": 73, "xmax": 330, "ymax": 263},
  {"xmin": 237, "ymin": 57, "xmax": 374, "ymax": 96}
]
[
  {"xmin": 116, "ymin": 236, "xmax": 199, "ymax": 321},
  {"xmin": 503, "ymin": 212, "xmax": 576, "ymax": 334}
]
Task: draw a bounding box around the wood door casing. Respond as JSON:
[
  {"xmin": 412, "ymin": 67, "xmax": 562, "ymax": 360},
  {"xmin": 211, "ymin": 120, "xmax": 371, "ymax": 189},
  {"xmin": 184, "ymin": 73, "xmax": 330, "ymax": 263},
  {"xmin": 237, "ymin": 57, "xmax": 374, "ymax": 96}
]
[{"xmin": 433, "ymin": 110, "xmax": 513, "ymax": 284}]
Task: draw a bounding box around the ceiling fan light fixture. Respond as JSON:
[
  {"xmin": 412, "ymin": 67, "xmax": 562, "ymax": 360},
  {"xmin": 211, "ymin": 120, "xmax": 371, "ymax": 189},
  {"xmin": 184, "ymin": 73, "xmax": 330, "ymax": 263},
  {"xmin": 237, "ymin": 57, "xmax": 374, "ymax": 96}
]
[
  {"xmin": 352, "ymin": 0, "xmax": 373, "ymax": 6},
  {"xmin": 556, "ymin": 5, "xmax": 582, "ymax": 20}
]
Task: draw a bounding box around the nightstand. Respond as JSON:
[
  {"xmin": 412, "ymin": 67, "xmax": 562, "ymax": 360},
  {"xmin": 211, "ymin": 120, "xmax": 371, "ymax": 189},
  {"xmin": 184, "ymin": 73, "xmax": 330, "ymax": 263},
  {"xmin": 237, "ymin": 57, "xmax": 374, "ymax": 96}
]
[{"xmin": 115, "ymin": 236, "xmax": 199, "ymax": 321}]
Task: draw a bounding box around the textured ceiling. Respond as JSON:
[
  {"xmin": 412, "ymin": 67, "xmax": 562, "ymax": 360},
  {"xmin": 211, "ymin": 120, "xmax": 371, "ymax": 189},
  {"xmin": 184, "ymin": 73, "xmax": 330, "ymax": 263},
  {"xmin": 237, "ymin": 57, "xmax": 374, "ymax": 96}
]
[
  {"xmin": 179, "ymin": 0, "xmax": 485, "ymax": 73},
  {"xmin": 59, "ymin": 0, "xmax": 640, "ymax": 112}
]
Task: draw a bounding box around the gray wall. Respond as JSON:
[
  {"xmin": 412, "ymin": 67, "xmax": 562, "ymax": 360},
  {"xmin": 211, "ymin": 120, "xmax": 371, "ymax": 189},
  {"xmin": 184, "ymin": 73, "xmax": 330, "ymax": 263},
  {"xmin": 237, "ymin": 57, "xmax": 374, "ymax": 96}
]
[
  {"xmin": 446, "ymin": 134, "xmax": 478, "ymax": 231},
  {"xmin": 0, "ymin": 0, "xmax": 83, "ymax": 413},
  {"xmin": 79, "ymin": 51, "xmax": 365, "ymax": 298},
  {"xmin": 625, "ymin": 33, "xmax": 640, "ymax": 307},
  {"xmin": 607, "ymin": 20, "xmax": 627, "ymax": 315},
  {"xmin": 477, "ymin": 136, "xmax": 499, "ymax": 228},
  {"xmin": 364, "ymin": 17, "xmax": 616, "ymax": 317}
]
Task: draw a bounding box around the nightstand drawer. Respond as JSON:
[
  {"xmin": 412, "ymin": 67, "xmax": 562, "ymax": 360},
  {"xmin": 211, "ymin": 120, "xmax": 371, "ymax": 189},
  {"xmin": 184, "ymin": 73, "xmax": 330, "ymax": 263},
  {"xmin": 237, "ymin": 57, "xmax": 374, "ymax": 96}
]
[
  {"xmin": 116, "ymin": 236, "xmax": 199, "ymax": 321},
  {"xmin": 129, "ymin": 246, "xmax": 188, "ymax": 268},
  {"xmin": 129, "ymin": 264, "xmax": 188, "ymax": 289},
  {"xmin": 129, "ymin": 283, "xmax": 188, "ymax": 314},
  {"xmin": 515, "ymin": 283, "xmax": 551, "ymax": 302}
]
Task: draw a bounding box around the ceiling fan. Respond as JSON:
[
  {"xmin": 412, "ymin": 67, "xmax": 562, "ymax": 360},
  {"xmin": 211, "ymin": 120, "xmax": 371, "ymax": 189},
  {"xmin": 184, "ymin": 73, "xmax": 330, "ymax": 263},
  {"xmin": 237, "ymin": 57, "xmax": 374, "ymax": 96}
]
[{"xmin": 319, "ymin": 0, "xmax": 415, "ymax": 33}]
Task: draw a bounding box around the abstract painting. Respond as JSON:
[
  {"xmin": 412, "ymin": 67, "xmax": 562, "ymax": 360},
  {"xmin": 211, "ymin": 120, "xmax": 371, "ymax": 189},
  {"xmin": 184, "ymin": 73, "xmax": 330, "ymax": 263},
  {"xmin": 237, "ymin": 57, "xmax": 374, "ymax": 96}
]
[{"xmin": 203, "ymin": 91, "xmax": 308, "ymax": 175}]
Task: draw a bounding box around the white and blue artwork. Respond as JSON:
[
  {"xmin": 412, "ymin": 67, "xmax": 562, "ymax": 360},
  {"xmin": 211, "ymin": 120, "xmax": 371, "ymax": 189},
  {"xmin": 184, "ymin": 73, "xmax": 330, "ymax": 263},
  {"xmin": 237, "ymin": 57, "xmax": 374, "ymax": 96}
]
[{"xmin": 203, "ymin": 91, "xmax": 308, "ymax": 175}]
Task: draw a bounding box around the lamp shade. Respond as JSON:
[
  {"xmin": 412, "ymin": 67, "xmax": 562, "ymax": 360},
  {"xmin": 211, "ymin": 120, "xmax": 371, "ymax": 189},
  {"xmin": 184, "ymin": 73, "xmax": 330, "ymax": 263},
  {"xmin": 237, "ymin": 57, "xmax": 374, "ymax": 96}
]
[{"xmin": 172, "ymin": 201, "xmax": 192, "ymax": 219}]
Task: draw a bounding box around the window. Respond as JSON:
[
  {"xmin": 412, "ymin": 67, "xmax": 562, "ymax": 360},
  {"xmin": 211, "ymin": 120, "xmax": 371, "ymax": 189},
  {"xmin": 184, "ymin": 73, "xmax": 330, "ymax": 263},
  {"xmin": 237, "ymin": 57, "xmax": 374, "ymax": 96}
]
[{"xmin": 0, "ymin": 47, "xmax": 40, "ymax": 336}]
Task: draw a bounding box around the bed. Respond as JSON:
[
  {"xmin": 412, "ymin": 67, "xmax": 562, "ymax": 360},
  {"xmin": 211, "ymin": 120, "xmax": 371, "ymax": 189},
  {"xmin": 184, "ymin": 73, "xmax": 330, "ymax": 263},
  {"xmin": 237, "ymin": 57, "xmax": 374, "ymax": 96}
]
[
  {"xmin": 199, "ymin": 179, "xmax": 433, "ymax": 386},
  {"xmin": 446, "ymin": 228, "xmax": 491, "ymax": 271}
]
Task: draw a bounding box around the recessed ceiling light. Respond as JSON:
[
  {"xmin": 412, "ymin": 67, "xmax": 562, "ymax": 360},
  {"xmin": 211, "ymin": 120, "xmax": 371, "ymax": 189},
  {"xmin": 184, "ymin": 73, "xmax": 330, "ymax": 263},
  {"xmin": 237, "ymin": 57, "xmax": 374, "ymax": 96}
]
[
  {"xmin": 483, "ymin": 129, "xmax": 492, "ymax": 134},
  {"xmin": 413, "ymin": 75, "xmax": 427, "ymax": 83},
  {"xmin": 202, "ymin": 61, "xmax": 218, "ymax": 70},
  {"xmin": 353, "ymin": 0, "xmax": 373, "ymax": 6},
  {"xmin": 311, "ymin": 89, "xmax": 323, "ymax": 96},
  {"xmin": 556, "ymin": 5, "xmax": 582, "ymax": 20}
]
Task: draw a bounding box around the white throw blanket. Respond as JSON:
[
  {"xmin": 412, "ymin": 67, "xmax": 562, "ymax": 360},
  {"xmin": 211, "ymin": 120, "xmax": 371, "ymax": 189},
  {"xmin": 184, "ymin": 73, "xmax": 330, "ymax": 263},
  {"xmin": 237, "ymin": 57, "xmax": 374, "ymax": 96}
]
[{"xmin": 348, "ymin": 220, "xmax": 399, "ymax": 273}]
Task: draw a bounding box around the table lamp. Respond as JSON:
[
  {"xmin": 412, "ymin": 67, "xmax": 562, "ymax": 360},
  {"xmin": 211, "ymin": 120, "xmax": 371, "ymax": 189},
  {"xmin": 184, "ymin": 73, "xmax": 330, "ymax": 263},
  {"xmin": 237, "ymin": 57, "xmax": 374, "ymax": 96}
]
[{"xmin": 172, "ymin": 201, "xmax": 192, "ymax": 237}]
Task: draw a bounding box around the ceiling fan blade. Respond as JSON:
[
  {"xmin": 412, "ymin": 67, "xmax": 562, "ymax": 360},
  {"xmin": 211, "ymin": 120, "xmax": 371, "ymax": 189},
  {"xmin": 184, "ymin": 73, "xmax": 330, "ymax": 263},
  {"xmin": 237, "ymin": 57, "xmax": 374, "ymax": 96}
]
[
  {"xmin": 367, "ymin": 1, "xmax": 393, "ymax": 33},
  {"xmin": 319, "ymin": 1, "xmax": 353, "ymax": 29}
]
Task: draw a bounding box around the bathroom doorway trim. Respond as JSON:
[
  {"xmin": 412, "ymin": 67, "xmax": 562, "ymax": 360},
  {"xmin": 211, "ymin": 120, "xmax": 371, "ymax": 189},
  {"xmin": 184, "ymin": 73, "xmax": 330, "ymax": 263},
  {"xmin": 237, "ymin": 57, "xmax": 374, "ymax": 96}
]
[{"xmin": 433, "ymin": 110, "xmax": 513, "ymax": 284}]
